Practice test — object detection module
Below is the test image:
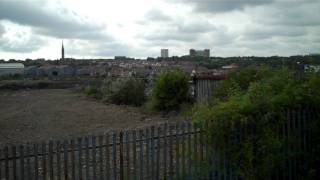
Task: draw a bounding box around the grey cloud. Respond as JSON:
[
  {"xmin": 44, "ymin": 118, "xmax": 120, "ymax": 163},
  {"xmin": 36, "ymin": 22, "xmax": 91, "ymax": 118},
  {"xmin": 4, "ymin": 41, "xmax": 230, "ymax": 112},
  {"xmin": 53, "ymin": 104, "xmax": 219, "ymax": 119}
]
[
  {"xmin": 244, "ymin": 26, "xmax": 307, "ymax": 40},
  {"xmin": 0, "ymin": 1, "xmax": 109, "ymax": 40},
  {"xmin": 136, "ymin": 8, "xmax": 172, "ymax": 25},
  {"xmin": 177, "ymin": 21, "xmax": 214, "ymax": 33},
  {"xmin": 240, "ymin": 39, "xmax": 311, "ymax": 56},
  {"xmin": 249, "ymin": 1, "xmax": 320, "ymax": 27},
  {"xmin": 230, "ymin": 0, "xmax": 320, "ymax": 56},
  {"xmin": 145, "ymin": 8, "xmax": 172, "ymax": 22},
  {"xmin": 139, "ymin": 19, "xmax": 215, "ymax": 43},
  {"xmin": 190, "ymin": 27, "xmax": 238, "ymax": 52},
  {"xmin": 66, "ymin": 40, "xmax": 131, "ymax": 57},
  {"xmin": 0, "ymin": 41, "xmax": 43, "ymax": 53},
  {"xmin": 172, "ymin": 0, "xmax": 273, "ymax": 13},
  {"xmin": 0, "ymin": 34, "xmax": 46, "ymax": 53},
  {"xmin": 141, "ymin": 25, "xmax": 209, "ymax": 42},
  {"xmin": 0, "ymin": 24, "xmax": 4, "ymax": 37},
  {"xmin": 212, "ymin": 29, "xmax": 237, "ymax": 45},
  {"xmin": 144, "ymin": 32, "xmax": 197, "ymax": 42},
  {"xmin": 141, "ymin": 24, "xmax": 236, "ymax": 53},
  {"xmin": 94, "ymin": 42, "xmax": 132, "ymax": 57}
]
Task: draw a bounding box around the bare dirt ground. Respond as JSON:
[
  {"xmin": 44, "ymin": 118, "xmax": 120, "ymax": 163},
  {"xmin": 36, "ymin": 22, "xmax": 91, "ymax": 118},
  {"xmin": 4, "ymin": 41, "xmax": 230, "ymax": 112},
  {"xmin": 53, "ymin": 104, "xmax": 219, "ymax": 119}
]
[{"xmin": 0, "ymin": 89, "xmax": 184, "ymax": 147}]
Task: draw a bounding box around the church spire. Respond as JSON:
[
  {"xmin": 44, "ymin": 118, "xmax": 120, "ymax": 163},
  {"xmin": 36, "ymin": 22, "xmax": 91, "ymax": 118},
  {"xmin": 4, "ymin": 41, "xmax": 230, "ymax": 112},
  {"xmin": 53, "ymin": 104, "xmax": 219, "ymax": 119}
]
[{"xmin": 61, "ymin": 40, "xmax": 65, "ymax": 60}]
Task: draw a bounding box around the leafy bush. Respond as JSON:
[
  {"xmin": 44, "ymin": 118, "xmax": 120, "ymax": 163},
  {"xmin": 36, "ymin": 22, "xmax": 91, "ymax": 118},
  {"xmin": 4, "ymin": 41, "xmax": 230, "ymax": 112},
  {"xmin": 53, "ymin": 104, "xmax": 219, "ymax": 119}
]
[
  {"xmin": 101, "ymin": 78, "xmax": 146, "ymax": 106},
  {"xmin": 149, "ymin": 70, "xmax": 190, "ymax": 111},
  {"xmin": 213, "ymin": 66, "xmax": 274, "ymax": 100},
  {"xmin": 0, "ymin": 74, "xmax": 24, "ymax": 81},
  {"xmin": 84, "ymin": 85, "xmax": 98, "ymax": 96},
  {"xmin": 193, "ymin": 67, "xmax": 320, "ymax": 179}
]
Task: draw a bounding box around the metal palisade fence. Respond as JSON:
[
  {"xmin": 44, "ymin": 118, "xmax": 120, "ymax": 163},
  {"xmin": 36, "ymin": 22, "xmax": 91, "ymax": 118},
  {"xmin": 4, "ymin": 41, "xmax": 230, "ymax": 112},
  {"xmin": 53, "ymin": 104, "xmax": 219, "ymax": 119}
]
[
  {"xmin": 193, "ymin": 75, "xmax": 225, "ymax": 102},
  {"xmin": 0, "ymin": 108, "xmax": 318, "ymax": 180}
]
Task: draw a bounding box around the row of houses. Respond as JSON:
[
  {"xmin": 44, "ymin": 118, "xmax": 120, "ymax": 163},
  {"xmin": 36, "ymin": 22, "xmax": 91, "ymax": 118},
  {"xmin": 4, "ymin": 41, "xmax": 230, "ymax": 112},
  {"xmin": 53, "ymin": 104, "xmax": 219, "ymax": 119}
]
[
  {"xmin": 0, "ymin": 63, "xmax": 165, "ymax": 77},
  {"xmin": 0, "ymin": 62, "xmax": 241, "ymax": 78}
]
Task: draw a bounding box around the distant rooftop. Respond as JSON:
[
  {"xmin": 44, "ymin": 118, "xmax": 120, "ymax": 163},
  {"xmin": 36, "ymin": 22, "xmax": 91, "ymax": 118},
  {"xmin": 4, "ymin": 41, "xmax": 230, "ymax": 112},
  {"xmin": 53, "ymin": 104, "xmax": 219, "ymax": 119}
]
[{"xmin": 0, "ymin": 63, "xmax": 24, "ymax": 68}]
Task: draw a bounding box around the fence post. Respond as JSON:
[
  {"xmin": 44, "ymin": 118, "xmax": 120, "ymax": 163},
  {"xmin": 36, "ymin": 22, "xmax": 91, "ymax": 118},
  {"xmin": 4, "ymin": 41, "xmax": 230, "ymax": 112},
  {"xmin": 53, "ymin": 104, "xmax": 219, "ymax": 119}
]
[
  {"xmin": 70, "ymin": 139, "xmax": 76, "ymax": 180},
  {"xmin": 77, "ymin": 138, "xmax": 83, "ymax": 180},
  {"xmin": 92, "ymin": 136, "xmax": 97, "ymax": 180},
  {"xmin": 0, "ymin": 149, "xmax": 1, "ymax": 179},
  {"xmin": 199, "ymin": 124, "xmax": 204, "ymax": 180},
  {"xmin": 98, "ymin": 135, "xmax": 104, "ymax": 180},
  {"xmin": 169, "ymin": 124, "xmax": 173, "ymax": 180},
  {"xmin": 151, "ymin": 126, "xmax": 155, "ymax": 180},
  {"xmin": 63, "ymin": 140, "xmax": 69, "ymax": 180},
  {"xmin": 156, "ymin": 126, "xmax": 161, "ymax": 180},
  {"xmin": 105, "ymin": 134, "xmax": 110, "ymax": 179},
  {"xmin": 292, "ymin": 108, "xmax": 297, "ymax": 179},
  {"xmin": 287, "ymin": 109, "xmax": 292, "ymax": 180},
  {"xmin": 139, "ymin": 129, "xmax": 144, "ymax": 180},
  {"xmin": 34, "ymin": 144, "xmax": 39, "ymax": 180},
  {"xmin": 175, "ymin": 123, "xmax": 180, "ymax": 180},
  {"xmin": 48, "ymin": 141, "xmax": 54, "ymax": 180},
  {"xmin": 26, "ymin": 144, "xmax": 31, "ymax": 180},
  {"xmin": 193, "ymin": 125, "xmax": 198, "ymax": 180},
  {"xmin": 4, "ymin": 146, "xmax": 9, "ymax": 180},
  {"xmin": 204, "ymin": 121, "xmax": 210, "ymax": 180},
  {"xmin": 42, "ymin": 143, "xmax": 47, "ymax": 180},
  {"xmin": 125, "ymin": 131, "xmax": 130, "ymax": 180},
  {"xmin": 120, "ymin": 132, "xmax": 124, "ymax": 180},
  {"xmin": 187, "ymin": 123, "xmax": 192, "ymax": 179},
  {"xmin": 57, "ymin": 141, "xmax": 62, "ymax": 180},
  {"xmin": 85, "ymin": 137, "xmax": 90, "ymax": 180},
  {"xmin": 145, "ymin": 128, "xmax": 150, "ymax": 179},
  {"xmin": 132, "ymin": 130, "xmax": 137, "ymax": 180},
  {"xmin": 181, "ymin": 123, "xmax": 186, "ymax": 179},
  {"xmin": 19, "ymin": 145, "xmax": 25, "ymax": 180},
  {"xmin": 12, "ymin": 145, "xmax": 17, "ymax": 180},
  {"xmin": 112, "ymin": 132, "xmax": 117, "ymax": 180},
  {"xmin": 163, "ymin": 123, "xmax": 167, "ymax": 180}
]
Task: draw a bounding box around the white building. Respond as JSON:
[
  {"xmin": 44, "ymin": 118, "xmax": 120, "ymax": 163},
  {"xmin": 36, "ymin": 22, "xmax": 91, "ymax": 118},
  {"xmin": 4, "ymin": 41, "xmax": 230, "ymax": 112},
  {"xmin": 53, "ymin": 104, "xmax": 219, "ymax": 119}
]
[
  {"xmin": 0, "ymin": 63, "xmax": 24, "ymax": 76},
  {"xmin": 161, "ymin": 49, "xmax": 169, "ymax": 58}
]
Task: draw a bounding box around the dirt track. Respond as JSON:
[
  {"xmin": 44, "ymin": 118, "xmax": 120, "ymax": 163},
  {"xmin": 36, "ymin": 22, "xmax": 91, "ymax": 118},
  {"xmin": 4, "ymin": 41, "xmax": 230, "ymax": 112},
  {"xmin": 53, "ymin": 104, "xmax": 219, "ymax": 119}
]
[{"xmin": 0, "ymin": 89, "xmax": 183, "ymax": 147}]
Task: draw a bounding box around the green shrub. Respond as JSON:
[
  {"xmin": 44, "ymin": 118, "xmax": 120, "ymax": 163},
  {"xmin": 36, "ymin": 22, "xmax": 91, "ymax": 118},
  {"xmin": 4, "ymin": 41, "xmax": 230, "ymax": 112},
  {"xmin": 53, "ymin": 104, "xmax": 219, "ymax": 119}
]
[
  {"xmin": 149, "ymin": 70, "xmax": 190, "ymax": 111},
  {"xmin": 193, "ymin": 67, "xmax": 320, "ymax": 180},
  {"xmin": 101, "ymin": 78, "xmax": 146, "ymax": 106},
  {"xmin": 0, "ymin": 74, "xmax": 24, "ymax": 81},
  {"xmin": 213, "ymin": 66, "xmax": 274, "ymax": 100},
  {"xmin": 84, "ymin": 85, "xmax": 98, "ymax": 96}
]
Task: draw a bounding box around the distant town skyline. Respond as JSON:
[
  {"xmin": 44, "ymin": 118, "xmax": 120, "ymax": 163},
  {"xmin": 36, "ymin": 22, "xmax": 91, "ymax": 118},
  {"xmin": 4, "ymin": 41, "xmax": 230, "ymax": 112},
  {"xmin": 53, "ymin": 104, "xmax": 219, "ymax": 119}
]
[{"xmin": 0, "ymin": 0, "xmax": 319, "ymax": 60}]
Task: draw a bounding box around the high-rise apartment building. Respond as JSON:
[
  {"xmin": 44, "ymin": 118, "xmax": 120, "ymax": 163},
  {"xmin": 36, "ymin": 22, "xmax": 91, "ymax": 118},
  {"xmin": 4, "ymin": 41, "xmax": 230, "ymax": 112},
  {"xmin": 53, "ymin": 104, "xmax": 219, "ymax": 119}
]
[{"xmin": 161, "ymin": 49, "xmax": 169, "ymax": 58}]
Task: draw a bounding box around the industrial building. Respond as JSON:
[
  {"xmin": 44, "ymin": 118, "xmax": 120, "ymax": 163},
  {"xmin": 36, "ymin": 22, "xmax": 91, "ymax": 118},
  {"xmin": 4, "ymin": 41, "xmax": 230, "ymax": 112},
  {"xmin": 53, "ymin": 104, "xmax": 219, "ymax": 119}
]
[
  {"xmin": 189, "ymin": 49, "xmax": 210, "ymax": 57},
  {"xmin": 0, "ymin": 63, "xmax": 24, "ymax": 76}
]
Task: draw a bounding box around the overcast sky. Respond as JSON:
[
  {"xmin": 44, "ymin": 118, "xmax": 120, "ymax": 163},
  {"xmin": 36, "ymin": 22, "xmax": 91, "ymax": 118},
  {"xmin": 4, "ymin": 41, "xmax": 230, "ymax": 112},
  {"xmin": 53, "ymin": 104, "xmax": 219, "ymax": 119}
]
[{"xmin": 0, "ymin": 0, "xmax": 319, "ymax": 60}]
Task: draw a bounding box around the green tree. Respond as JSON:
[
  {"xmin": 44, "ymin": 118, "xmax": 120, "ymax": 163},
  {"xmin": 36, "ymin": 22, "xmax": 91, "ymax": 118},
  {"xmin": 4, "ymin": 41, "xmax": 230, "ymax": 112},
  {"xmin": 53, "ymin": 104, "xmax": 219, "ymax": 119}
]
[{"xmin": 149, "ymin": 70, "xmax": 190, "ymax": 111}]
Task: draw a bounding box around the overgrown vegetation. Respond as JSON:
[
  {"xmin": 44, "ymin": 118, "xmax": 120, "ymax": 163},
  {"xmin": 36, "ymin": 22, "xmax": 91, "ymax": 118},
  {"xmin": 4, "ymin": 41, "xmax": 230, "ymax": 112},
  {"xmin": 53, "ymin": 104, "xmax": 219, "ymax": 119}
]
[
  {"xmin": 0, "ymin": 74, "xmax": 24, "ymax": 81},
  {"xmin": 192, "ymin": 66, "xmax": 320, "ymax": 179},
  {"xmin": 84, "ymin": 85, "xmax": 98, "ymax": 96},
  {"xmin": 100, "ymin": 78, "xmax": 146, "ymax": 106},
  {"xmin": 147, "ymin": 70, "xmax": 191, "ymax": 112}
]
